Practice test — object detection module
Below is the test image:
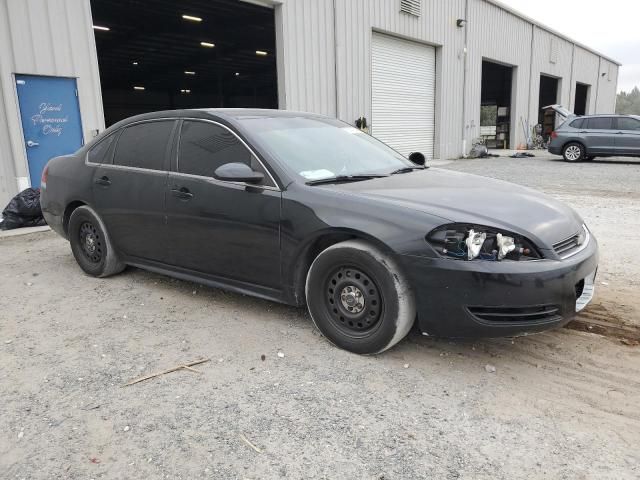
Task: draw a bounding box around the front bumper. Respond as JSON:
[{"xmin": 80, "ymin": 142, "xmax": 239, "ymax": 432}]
[{"xmin": 397, "ymin": 235, "xmax": 598, "ymax": 338}]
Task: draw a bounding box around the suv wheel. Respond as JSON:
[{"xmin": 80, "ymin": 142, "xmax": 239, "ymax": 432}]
[
  {"xmin": 562, "ymin": 143, "xmax": 585, "ymax": 162},
  {"xmin": 305, "ymin": 240, "xmax": 415, "ymax": 355}
]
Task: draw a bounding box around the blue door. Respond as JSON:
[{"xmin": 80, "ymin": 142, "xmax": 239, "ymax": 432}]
[{"xmin": 15, "ymin": 75, "xmax": 84, "ymax": 187}]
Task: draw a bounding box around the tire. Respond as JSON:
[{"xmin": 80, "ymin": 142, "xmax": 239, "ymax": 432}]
[
  {"xmin": 305, "ymin": 240, "xmax": 415, "ymax": 354},
  {"xmin": 562, "ymin": 142, "xmax": 585, "ymax": 162},
  {"xmin": 68, "ymin": 205, "xmax": 125, "ymax": 278}
]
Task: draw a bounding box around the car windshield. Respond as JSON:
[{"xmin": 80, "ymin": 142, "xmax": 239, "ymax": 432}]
[{"xmin": 237, "ymin": 116, "xmax": 415, "ymax": 181}]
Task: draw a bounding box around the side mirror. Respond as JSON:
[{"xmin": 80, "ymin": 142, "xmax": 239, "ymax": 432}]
[
  {"xmin": 213, "ymin": 162, "xmax": 264, "ymax": 184},
  {"xmin": 408, "ymin": 152, "xmax": 426, "ymax": 166}
]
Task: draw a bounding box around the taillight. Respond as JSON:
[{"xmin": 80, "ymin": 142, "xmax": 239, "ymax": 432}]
[
  {"xmin": 41, "ymin": 164, "xmax": 49, "ymax": 186},
  {"xmin": 551, "ymin": 131, "xmax": 558, "ymax": 139}
]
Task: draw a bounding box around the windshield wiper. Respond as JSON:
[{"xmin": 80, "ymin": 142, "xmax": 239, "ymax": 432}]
[
  {"xmin": 305, "ymin": 174, "xmax": 388, "ymax": 186},
  {"xmin": 390, "ymin": 166, "xmax": 426, "ymax": 175}
]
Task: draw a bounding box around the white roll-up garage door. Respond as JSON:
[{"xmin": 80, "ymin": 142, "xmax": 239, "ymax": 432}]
[{"xmin": 371, "ymin": 32, "xmax": 436, "ymax": 159}]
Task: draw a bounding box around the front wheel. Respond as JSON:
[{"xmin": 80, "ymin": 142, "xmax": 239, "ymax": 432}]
[
  {"xmin": 68, "ymin": 205, "xmax": 125, "ymax": 278},
  {"xmin": 305, "ymin": 240, "xmax": 415, "ymax": 354},
  {"xmin": 562, "ymin": 142, "xmax": 585, "ymax": 162}
]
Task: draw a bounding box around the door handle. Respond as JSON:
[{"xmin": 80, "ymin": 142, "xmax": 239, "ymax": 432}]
[
  {"xmin": 94, "ymin": 175, "xmax": 111, "ymax": 186},
  {"xmin": 170, "ymin": 187, "xmax": 193, "ymax": 200},
  {"xmin": 26, "ymin": 140, "xmax": 40, "ymax": 147},
  {"xmin": 579, "ymin": 131, "xmax": 588, "ymax": 133},
  {"xmin": 615, "ymin": 131, "xmax": 624, "ymax": 134}
]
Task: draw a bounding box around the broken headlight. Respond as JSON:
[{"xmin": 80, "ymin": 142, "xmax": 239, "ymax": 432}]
[{"xmin": 426, "ymin": 224, "xmax": 542, "ymax": 261}]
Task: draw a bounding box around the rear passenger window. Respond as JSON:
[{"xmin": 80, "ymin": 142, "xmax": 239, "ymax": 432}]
[
  {"xmin": 88, "ymin": 135, "xmax": 114, "ymax": 164},
  {"xmin": 569, "ymin": 118, "xmax": 584, "ymax": 129},
  {"xmin": 617, "ymin": 117, "xmax": 640, "ymax": 131},
  {"xmin": 113, "ymin": 121, "xmax": 175, "ymax": 170},
  {"xmin": 178, "ymin": 120, "xmax": 274, "ymax": 186},
  {"xmin": 586, "ymin": 117, "xmax": 613, "ymax": 130}
]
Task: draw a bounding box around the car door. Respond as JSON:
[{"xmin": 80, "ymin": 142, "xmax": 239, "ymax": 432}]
[
  {"xmin": 92, "ymin": 119, "xmax": 177, "ymax": 262},
  {"xmin": 614, "ymin": 117, "xmax": 640, "ymax": 156},
  {"xmin": 165, "ymin": 119, "xmax": 281, "ymax": 289},
  {"xmin": 583, "ymin": 117, "xmax": 615, "ymax": 154}
]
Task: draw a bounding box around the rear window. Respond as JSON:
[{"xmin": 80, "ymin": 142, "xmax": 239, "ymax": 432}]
[
  {"xmin": 113, "ymin": 121, "xmax": 175, "ymax": 170},
  {"xmin": 569, "ymin": 118, "xmax": 584, "ymax": 129},
  {"xmin": 586, "ymin": 117, "xmax": 613, "ymax": 130},
  {"xmin": 88, "ymin": 134, "xmax": 115, "ymax": 164}
]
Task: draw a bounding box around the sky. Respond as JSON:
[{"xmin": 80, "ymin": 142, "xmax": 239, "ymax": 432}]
[{"xmin": 499, "ymin": 0, "xmax": 640, "ymax": 92}]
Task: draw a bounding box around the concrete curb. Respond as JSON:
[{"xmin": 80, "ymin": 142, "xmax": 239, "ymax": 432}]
[{"xmin": 0, "ymin": 225, "xmax": 51, "ymax": 238}]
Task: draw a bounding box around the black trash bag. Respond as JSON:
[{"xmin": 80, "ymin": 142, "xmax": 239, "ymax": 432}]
[{"xmin": 0, "ymin": 188, "xmax": 47, "ymax": 231}]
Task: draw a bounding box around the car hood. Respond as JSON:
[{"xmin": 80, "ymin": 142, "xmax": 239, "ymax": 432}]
[{"xmin": 327, "ymin": 168, "xmax": 583, "ymax": 249}]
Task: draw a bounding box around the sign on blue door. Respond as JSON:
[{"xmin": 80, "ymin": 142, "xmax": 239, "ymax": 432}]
[{"xmin": 15, "ymin": 75, "xmax": 84, "ymax": 188}]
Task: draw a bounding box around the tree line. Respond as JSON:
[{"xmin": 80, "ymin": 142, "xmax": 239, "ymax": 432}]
[{"xmin": 616, "ymin": 86, "xmax": 640, "ymax": 115}]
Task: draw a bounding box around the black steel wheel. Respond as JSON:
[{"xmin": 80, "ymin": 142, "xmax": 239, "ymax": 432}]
[
  {"xmin": 68, "ymin": 206, "xmax": 125, "ymax": 277},
  {"xmin": 325, "ymin": 266, "xmax": 382, "ymax": 337},
  {"xmin": 78, "ymin": 221, "xmax": 103, "ymax": 263},
  {"xmin": 306, "ymin": 240, "xmax": 415, "ymax": 354}
]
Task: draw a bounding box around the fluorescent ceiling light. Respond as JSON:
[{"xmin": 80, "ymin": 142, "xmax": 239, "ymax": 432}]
[
  {"xmin": 182, "ymin": 14, "xmax": 202, "ymax": 22},
  {"xmin": 133, "ymin": 86, "xmax": 145, "ymax": 91},
  {"xmin": 132, "ymin": 61, "xmax": 138, "ymax": 65},
  {"xmin": 180, "ymin": 89, "xmax": 192, "ymax": 94},
  {"xmin": 184, "ymin": 71, "xmax": 196, "ymax": 75},
  {"xmin": 255, "ymin": 50, "xmax": 268, "ymax": 56},
  {"xmin": 200, "ymin": 42, "xmax": 215, "ymax": 48},
  {"xmin": 235, "ymin": 72, "xmax": 240, "ymax": 76},
  {"xmin": 93, "ymin": 25, "xmax": 110, "ymax": 31}
]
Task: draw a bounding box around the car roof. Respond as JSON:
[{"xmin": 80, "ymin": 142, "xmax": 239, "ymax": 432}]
[{"xmin": 108, "ymin": 108, "xmax": 328, "ymax": 128}]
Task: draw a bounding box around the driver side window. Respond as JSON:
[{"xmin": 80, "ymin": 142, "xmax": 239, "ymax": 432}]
[{"xmin": 178, "ymin": 120, "xmax": 273, "ymax": 186}]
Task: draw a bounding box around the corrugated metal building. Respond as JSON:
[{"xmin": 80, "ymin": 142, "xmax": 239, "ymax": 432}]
[{"xmin": 0, "ymin": 0, "xmax": 620, "ymax": 206}]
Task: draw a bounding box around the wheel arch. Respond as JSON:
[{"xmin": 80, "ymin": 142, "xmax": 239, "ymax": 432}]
[
  {"xmin": 562, "ymin": 139, "xmax": 587, "ymax": 154},
  {"xmin": 289, "ymin": 228, "xmax": 397, "ymax": 306},
  {"xmin": 63, "ymin": 200, "xmax": 87, "ymax": 236}
]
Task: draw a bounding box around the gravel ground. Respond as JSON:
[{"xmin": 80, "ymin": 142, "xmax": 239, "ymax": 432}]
[{"xmin": 1, "ymin": 155, "xmax": 639, "ymax": 479}]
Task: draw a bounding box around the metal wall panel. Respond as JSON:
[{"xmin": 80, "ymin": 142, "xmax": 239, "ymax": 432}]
[
  {"xmin": 529, "ymin": 27, "xmax": 574, "ymax": 123},
  {"xmin": 465, "ymin": 0, "xmax": 534, "ymax": 149},
  {"xmin": 0, "ymin": 0, "xmax": 104, "ymax": 206},
  {"xmin": 595, "ymin": 58, "xmax": 619, "ymax": 113},
  {"xmin": 571, "ymin": 46, "xmax": 601, "ymax": 115},
  {"xmin": 278, "ymin": 0, "xmax": 619, "ymax": 158},
  {"xmin": 278, "ymin": 0, "xmax": 466, "ymax": 159},
  {"xmin": 275, "ymin": 0, "xmax": 337, "ymax": 116}
]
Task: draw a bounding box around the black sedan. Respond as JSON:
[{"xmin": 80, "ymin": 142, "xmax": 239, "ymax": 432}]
[{"xmin": 41, "ymin": 109, "xmax": 598, "ymax": 354}]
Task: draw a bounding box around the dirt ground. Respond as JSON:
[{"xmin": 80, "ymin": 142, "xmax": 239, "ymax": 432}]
[{"xmin": 1, "ymin": 155, "xmax": 639, "ymax": 479}]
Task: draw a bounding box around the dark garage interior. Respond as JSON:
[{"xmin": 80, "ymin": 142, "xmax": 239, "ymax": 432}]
[
  {"xmin": 481, "ymin": 60, "xmax": 513, "ymax": 148},
  {"xmin": 90, "ymin": 0, "xmax": 278, "ymax": 127},
  {"xmin": 538, "ymin": 74, "xmax": 559, "ymax": 139},
  {"xmin": 574, "ymin": 82, "xmax": 590, "ymax": 116}
]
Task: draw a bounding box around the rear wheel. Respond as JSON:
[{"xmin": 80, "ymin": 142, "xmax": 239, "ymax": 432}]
[
  {"xmin": 68, "ymin": 206, "xmax": 125, "ymax": 277},
  {"xmin": 305, "ymin": 240, "xmax": 415, "ymax": 354},
  {"xmin": 562, "ymin": 142, "xmax": 585, "ymax": 162}
]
